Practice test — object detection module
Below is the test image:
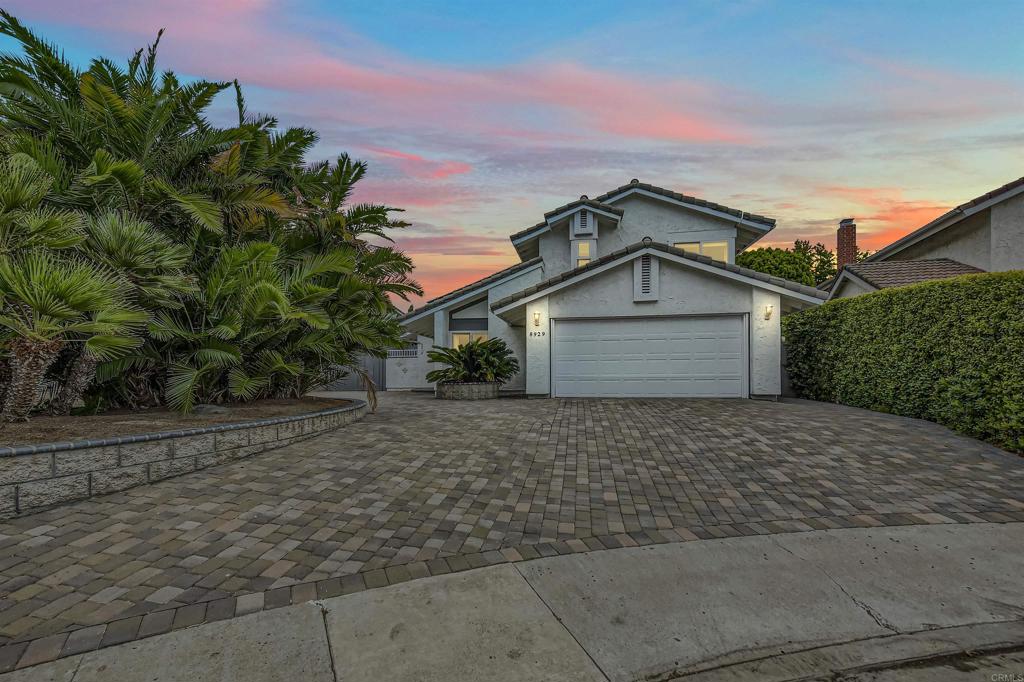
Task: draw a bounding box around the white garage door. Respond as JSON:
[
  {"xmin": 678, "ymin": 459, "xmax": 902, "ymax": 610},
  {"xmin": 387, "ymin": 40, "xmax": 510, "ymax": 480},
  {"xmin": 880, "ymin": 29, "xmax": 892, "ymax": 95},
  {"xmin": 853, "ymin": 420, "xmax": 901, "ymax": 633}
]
[{"xmin": 552, "ymin": 316, "xmax": 746, "ymax": 398}]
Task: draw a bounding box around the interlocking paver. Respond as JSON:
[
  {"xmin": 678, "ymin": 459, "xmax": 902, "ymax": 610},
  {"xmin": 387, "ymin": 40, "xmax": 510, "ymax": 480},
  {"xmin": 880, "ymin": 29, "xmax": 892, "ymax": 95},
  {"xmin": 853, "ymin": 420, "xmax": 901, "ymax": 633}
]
[{"xmin": 0, "ymin": 393, "xmax": 1022, "ymax": 671}]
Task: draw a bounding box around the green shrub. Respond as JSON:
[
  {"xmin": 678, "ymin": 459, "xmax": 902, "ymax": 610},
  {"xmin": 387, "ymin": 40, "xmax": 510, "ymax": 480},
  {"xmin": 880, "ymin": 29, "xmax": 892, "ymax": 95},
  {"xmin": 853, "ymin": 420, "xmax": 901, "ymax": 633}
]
[
  {"xmin": 426, "ymin": 338, "xmax": 520, "ymax": 384},
  {"xmin": 783, "ymin": 271, "xmax": 1024, "ymax": 453}
]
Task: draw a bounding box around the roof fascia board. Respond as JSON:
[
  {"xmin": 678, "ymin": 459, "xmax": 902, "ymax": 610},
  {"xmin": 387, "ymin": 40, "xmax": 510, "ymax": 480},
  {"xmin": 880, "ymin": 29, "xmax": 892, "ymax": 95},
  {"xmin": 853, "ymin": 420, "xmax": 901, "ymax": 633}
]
[
  {"xmin": 603, "ymin": 188, "xmax": 773, "ymax": 232},
  {"xmin": 493, "ymin": 248, "xmax": 822, "ymax": 316},
  {"xmin": 401, "ymin": 261, "xmax": 544, "ymax": 324},
  {"xmin": 511, "ymin": 224, "xmax": 549, "ymax": 246},
  {"xmin": 827, "ymin": 269, "xmax": 878, "ymax": 299}
]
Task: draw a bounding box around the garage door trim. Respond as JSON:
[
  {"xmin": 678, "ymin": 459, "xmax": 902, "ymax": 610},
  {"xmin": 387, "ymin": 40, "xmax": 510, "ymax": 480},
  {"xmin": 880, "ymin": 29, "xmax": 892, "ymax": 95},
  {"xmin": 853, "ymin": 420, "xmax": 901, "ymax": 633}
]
[{"xmin": 550, "ymin": 314, "xmax": 749, "ymax": 398}]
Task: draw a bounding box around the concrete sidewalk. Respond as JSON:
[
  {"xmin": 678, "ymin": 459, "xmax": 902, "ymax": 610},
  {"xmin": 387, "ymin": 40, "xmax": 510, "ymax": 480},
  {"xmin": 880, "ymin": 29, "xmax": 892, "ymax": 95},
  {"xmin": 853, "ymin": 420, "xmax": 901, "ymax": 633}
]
[{"xmin": 8, "ymin": 523, "xmax": 1023, "ymax": 682}]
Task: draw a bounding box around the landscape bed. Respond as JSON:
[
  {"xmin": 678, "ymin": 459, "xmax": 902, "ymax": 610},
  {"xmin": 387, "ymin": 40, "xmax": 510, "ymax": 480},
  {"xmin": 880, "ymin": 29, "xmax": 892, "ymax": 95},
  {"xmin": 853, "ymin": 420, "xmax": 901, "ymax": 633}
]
[{"xmin": 0, "ymin": 398, "xmax": 368, "ymax": 518}]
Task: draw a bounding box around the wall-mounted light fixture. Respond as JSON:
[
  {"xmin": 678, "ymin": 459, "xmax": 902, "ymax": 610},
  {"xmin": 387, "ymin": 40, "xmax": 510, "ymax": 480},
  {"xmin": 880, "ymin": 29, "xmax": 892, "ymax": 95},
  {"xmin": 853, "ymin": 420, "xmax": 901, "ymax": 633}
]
[
  {"xmin": 533, "ymin": 311, "xmax": 541, "ymax": 327},
  {"xmin": 764, "ymin": 304, "xmax": 774, "ymax": 320}
]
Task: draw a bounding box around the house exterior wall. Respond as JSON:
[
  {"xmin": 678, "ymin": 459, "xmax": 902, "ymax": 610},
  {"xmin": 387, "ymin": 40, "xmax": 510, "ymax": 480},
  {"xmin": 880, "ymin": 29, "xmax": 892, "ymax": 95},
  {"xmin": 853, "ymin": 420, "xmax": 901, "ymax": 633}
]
[
  {"xmin": 831, "ymin": 276, "xmax": 876, "ymax": 299},
  {"xmin": 386, "ymin": 335, "xmax": 433, "ymax": 390},
  {"xmin": 750, "ymin": 289, "xmax": 781, "ymax": 395},
  {"xmin": 889, "ymin": 210, "xmax": 992, "ymax": 271},
  {"xmin": 487, "ymin": 266, "xmax": 544, "ymax": 391},
  {"xmin": 523, "ymin": 258, "xmax": 782, "ymax": 396},
  {"xmin": 535, "ymin": 195, "xmax": 740, "ymax": 276},
  {"xmin": 450, "ymin": 299, "xmax": 489, "ymax": 318},
  {"xmin": 608, "ymin": 195, "xmax": 737, "ymax": 260},
  {"xmin": 990, "ymin": 191, "xmax": 1024, "ymax": 271}
]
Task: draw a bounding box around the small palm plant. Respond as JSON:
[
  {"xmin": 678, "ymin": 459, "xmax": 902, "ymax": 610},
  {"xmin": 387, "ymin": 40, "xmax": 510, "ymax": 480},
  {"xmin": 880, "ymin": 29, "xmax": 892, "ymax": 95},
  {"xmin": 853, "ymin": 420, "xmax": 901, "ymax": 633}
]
[
  {"xmin": 0, "ymin": 251, "xmax": 147, "ymax": 421},
  {"xmin": 426, "ymin": 338, "xmax": 520, "ymax": 385}
]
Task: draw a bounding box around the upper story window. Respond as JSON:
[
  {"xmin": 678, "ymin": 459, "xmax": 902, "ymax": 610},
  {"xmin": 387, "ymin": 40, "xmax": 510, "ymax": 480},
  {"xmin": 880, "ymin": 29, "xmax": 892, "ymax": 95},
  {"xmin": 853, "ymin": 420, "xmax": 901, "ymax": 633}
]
[
  {"xmin": 674, "ymin": 240, "xmax": 729, "ymax": 263},
  {"xmin": 574, "ymin": 240, "xmax": 594, "ymax": 268}
]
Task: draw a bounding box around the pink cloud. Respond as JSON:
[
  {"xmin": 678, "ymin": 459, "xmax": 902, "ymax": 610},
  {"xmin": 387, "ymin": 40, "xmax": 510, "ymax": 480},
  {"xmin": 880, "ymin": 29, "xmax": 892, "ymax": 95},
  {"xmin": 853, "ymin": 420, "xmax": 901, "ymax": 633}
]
[
  {"xmin": 391, "ymin": 228, "xmax": 511, "ymax": 258},
  {"xmin": 5, "ymin": 1, "xmax": 749, "ymax": 145},
  {"xmin": 818, "ymin": 186, "xmax": 950, "ymax": 250},
  {"xmin": 364, "ymin": 147, "xmax": 472, "ymax": 180}
]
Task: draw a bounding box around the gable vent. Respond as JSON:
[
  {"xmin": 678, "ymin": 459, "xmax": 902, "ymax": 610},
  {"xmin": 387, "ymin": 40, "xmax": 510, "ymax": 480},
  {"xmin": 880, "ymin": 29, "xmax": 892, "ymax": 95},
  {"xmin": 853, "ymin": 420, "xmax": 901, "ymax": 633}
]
[
  {"xmin": 633, "ymin": 254, "xmax": 659, "ymax": 302},
  {"xmin": 580, "ymin": 211, "xmax": 588, "ymax": 230},
  {"xmin": 640, "ymin": 255, "xmax": 652, "ymax": 294}
]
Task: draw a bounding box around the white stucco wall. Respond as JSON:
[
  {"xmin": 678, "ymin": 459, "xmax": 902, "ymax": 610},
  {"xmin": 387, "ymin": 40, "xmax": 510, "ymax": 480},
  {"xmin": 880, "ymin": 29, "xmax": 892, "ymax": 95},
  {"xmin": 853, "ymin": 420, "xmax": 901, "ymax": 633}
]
[
  {"xmin": 487, "ymin": 266, "xmax": 544, "ymax": 391},
  {"xmin": 450, "ymin": 299, "xmax": 489, "ymax": 318},
  {"xmin": 890, "ymin": 210, "xmax": 992, "ymax": 271},
  {"xmin": 521, "ymin": 257, "xmax": 787, "ymax": 397},
  {"xmin": 536, "ymin": 195, "xmax": 740, "ymax": 277},
  {"xmin": 608, "ymin": 195, "xmax": 737, "ymax": 259},
  {"xmin": 990, "ymin": 191, "xmax": 1024, "ymax": 271},
  {"xmin": 750, "ymin": 289, "xmax": 781, "ymax": 395},
  {"xmin": 547, "ymin": 258, "xmax": 752, "ymax": 317},
  {"xmin": 386, "ymin": 335, "xmax": 433, "ymax": 390},
  {"xmin": 525, "ymin": 297, "xmax": 550, "ymax": 395},
  {"xmin": 831, "ymin": 276, "xmax": 876, "ymax": 299}
]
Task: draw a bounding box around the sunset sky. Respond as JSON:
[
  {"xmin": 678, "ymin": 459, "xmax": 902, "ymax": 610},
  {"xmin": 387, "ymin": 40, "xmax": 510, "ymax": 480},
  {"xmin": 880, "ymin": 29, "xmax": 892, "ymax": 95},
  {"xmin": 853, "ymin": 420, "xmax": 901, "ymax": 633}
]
[{"xmin": 4, "ymin": 0, "xmax": 1022, "ymax": 304}]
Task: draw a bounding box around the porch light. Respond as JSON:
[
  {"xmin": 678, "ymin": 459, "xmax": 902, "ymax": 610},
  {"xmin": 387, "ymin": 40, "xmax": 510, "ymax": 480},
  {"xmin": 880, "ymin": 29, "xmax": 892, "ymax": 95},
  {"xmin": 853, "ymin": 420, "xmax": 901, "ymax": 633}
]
[
  {"xmin": 533, "ymin": 311, "xmax": 541, "ymax": 326},
  {"xmin": 764, "ymin": 305, "xmax": 774, "ymax": 320}
]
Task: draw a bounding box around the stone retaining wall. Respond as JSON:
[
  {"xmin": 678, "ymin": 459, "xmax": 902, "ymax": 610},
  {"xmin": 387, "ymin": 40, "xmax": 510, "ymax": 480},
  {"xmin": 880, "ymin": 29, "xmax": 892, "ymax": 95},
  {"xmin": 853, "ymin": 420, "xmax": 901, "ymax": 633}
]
[
  {"xmin": 0, "ymin": 400, "xmax": 368, "ymax": 518},
  {"xmin": 435, "ymin": 382, "xmax": 500, "ymax": 400}
]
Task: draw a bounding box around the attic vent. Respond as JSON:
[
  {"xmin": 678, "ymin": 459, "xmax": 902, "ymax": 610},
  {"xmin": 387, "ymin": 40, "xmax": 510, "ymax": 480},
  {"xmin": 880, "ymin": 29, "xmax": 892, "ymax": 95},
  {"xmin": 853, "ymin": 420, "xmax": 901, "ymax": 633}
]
[
  {"xmin": 573, "ymin": 210, "xmax": 594, "ymax": 236},
  {"xmin": 633, "ymin": 254, "xmax": 659, "ymax": 302},
  {"xmin": 640, "ymin": 255, "xmax": 652, "ymax": 294}
]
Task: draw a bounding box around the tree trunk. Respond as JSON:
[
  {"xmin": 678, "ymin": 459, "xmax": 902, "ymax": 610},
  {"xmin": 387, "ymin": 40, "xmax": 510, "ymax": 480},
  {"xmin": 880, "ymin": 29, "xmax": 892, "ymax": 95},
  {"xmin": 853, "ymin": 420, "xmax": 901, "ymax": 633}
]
[
  {"xmin": 50, "ymin": 350, "xmax": 99, "ymax": 416},
  {"xmin": 0, "ymin": 355, "xmax": 10, "ymax": 414},
  {"xmin": 1, "ymin": 337, "xmax": 64, "ymax": 422}
]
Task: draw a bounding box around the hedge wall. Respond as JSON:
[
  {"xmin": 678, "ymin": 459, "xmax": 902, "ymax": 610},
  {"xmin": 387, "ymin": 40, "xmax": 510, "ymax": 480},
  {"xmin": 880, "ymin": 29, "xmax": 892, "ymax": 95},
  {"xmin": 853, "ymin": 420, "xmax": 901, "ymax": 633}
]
[{"xmin": 783, "ymin": 271, "xmax": 1024, "ymax": 453}]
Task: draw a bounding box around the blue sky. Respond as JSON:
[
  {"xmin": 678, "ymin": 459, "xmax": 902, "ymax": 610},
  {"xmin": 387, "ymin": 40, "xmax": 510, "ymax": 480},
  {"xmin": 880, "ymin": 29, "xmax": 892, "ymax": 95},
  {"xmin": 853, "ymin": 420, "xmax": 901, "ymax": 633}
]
[{"xmin": 3, "ymin": 0, "xmax": 1022, "ymax": 301}]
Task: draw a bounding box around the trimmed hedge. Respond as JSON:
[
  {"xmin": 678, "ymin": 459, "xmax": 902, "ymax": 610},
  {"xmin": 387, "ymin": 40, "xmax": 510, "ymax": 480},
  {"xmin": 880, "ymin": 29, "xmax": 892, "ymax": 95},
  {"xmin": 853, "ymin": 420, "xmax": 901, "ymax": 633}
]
[{"xmin": 783, "ymin": 271, "xmax": 1024, "ymax": 453}]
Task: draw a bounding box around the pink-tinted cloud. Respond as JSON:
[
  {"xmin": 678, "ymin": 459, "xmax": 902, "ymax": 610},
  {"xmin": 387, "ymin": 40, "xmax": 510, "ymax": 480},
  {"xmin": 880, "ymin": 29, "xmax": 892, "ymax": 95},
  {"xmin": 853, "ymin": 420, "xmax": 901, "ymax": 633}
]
[
  {"xmin": 363, "ymin": 147, "xmax": 472, "ymax": 180},
  {"xmin": 818, "ymin": 186, "xmax": 950, "ymax": 250},
  {"xmin": 7, "ymin": 1, "xmax": 749, "ymax": 145},
  {"xmin": 351, "ymin": 180, "xmax": 485, "ymax": 210}
]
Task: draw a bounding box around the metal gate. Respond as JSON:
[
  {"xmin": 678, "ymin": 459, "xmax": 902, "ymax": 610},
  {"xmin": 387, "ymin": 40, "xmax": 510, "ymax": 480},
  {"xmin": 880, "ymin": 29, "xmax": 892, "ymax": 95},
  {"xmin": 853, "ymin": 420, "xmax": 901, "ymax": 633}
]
[{"xmin": 323, "ymin": 354, "xmax": 386, "ymax": 391}]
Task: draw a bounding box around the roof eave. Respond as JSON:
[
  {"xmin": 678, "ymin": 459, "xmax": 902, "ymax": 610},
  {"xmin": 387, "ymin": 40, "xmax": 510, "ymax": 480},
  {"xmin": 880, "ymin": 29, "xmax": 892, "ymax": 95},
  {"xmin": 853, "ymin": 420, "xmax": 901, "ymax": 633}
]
[{"xmin": 867, "ymin": 179, "xmax": 1024, "ymax": 262}]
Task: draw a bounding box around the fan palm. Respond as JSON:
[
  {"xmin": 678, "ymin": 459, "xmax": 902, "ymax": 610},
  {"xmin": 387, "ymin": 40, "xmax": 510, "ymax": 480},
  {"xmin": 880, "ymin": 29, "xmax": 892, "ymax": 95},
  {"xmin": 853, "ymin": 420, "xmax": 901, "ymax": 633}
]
[
  {"xmin": 0, "ymin": 12, "xmax": 423, "ymax": 417},
  {"xmin": 426, "ymin": 339, "xmax": 520, "ymax": 385},
  {"xmin": 0, "ymin": 251, "xmax": 146, "ymax": 421}
]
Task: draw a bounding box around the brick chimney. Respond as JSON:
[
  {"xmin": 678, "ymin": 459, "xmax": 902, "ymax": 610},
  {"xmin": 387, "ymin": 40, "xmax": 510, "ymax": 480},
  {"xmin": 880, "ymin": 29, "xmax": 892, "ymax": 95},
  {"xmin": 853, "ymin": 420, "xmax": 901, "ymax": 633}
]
[{"xmin": 837, "ymin": 218, "xmax": 857, "ymax": 269}]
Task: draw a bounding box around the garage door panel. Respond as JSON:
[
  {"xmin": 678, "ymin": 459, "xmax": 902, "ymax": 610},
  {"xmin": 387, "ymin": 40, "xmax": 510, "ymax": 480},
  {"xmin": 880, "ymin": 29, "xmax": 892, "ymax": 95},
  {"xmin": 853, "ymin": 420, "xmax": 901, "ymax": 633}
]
[{"xmin": 553, "ymin": 316, "xmax": 746, "ymax": 398}]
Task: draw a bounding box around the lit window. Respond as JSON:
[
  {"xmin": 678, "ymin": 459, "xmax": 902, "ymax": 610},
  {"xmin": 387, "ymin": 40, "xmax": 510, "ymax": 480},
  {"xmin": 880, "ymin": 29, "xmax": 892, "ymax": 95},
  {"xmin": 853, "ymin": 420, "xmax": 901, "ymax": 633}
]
[
  {"xmin": 673, "ymin": 241, "xmax": 730, "ymax": 262},
  {"xmin": 702, "ymin": 241, "xmax": 729, "ymax": 262},
  {"xmin": 451, "ymin": 332, "xmax": 487, "ymax": 348},
  {"xmin": 575, "ymin": 240, "xmax": 592, "ymax": 268}
]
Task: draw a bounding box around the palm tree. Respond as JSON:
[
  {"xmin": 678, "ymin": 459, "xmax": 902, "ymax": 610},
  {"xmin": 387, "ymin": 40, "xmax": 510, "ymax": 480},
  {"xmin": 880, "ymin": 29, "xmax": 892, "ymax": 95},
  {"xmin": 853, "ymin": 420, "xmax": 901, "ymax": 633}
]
[
  {"xmin": 0, "ymin": 12, "xmax": 423, "ymax": 416},
  {"xmin": 0, "ymin": 251, "xmax": 146, "ymax": 421}
]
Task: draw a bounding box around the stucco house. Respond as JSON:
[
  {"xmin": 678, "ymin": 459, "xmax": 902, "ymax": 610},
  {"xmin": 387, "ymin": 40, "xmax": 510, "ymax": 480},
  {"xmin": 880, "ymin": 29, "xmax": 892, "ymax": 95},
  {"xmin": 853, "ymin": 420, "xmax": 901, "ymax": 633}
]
[
  {"xmin": 827, "ymin": 176, "xmax": 1024, "ymax": 299},
  {"xmin": 395, "ymin": 179, "xmax": 826, "ymax": 398}
]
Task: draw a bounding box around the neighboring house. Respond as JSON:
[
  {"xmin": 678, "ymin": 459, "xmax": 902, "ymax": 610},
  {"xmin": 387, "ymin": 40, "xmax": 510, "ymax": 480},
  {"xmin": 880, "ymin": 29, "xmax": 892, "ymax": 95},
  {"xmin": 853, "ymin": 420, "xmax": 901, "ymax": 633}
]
[
  {"xmin": 827, "ymin": 176, "xmax": 1024, "ymax": 299},
  {"xmin": 398, "ymin": 179, "xmax": 826, "ymax": 398}
]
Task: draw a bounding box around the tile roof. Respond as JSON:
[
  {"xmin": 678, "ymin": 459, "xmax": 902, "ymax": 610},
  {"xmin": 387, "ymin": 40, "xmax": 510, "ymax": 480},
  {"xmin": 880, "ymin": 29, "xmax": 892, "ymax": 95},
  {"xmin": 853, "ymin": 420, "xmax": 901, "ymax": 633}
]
[
  {"xmin": 400, "ymin": 257, "xmax": 542, "ymax": 321},
  {"xmin": 868, "ymin": 175, "xmax": 1024, "ymax": 262},
  {"xmin": 844, "ymin": 258, "xmax": 984, "ymax": 290},
  {"xmin": 509, "ymin": 179, "xmax": 775, "ymax": 243},
  {"xmin": 592, "ymin": 180, "xmax": 777, "ymax": 227},
  {"xmin": 491, "ymin": 241, "xmax": 826, "ymax": 312},
  {"xmin": 543, "ymin": 197, "xmax": 624, "ymax": 220}
]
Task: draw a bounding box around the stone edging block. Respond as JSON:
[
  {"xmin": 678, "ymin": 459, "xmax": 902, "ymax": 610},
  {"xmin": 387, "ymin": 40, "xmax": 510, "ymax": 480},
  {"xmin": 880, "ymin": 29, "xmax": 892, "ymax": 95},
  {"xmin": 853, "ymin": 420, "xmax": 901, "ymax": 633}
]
[{"xmin": 0, "ymin": 400, "xmax": 368, "ymax": 518}]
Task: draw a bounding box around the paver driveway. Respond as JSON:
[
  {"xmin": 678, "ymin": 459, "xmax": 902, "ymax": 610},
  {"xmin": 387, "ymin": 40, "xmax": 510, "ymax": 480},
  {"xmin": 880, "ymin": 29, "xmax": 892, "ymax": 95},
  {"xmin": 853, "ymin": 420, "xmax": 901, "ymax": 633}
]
[{"xmin": 1, "ymin": 393, "xmax": 1022, "ymax": 671}]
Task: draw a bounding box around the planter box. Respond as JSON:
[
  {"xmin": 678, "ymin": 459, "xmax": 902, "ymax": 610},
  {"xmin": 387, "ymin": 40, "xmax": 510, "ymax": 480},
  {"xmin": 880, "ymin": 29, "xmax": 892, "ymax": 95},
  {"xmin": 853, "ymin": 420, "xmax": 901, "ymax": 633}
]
[
  {"xmin": 0, "ymin": 400, "xmax": 368, "ymax": 519},
  {"xmin": 435, "ymin": 382, "xmax": 501, "ymax": 400}
]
